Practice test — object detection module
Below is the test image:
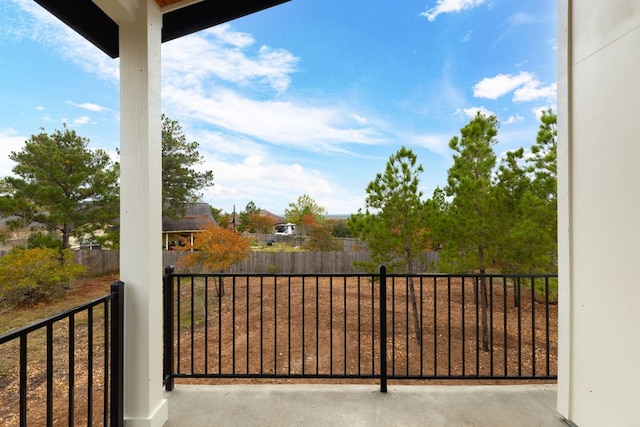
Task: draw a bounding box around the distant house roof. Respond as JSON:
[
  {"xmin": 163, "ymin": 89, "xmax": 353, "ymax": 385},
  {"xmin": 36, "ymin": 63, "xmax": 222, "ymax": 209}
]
[
  {"xmin": 227, "ymin": 209, "xmax": 283, "ymax": 229},
  {"xmin": 163, "ymin": 203, "xmax": 217, "ymax": 232},
  {"xmin": 260, "ymin": 209, "xmax": 284, "ymax": 224}
]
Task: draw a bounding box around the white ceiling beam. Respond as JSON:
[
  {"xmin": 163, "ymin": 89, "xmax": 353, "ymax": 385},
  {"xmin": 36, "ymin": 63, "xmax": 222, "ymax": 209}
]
[{"xmin": 92, "ymin": 0, "xmax": 139, "ymax": 22}]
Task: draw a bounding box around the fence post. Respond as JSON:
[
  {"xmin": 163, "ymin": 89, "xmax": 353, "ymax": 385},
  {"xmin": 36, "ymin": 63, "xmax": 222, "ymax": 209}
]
[
  {"xmin": 163, "ymin": 265, "xmax": 175, "ymax": 391},
  {"xmin": 379, "ymin": 265, "xmax": 388, "ymax": 393},
  {"xmin": 110, "ymin": 280, "xmax": 124, "ymax": 427}
]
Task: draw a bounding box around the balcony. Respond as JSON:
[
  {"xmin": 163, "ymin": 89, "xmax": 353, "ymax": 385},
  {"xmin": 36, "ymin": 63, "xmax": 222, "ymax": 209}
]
[
  {"xmin": 162, "ymin": 268, "xmax": 563, "ymax": 425},
  {"xmin": 1, "ymin": 269, "xmax": 562, "ymax": 425}
]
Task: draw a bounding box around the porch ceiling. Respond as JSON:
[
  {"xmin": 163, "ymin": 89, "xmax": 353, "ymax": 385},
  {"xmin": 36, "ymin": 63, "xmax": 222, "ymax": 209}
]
[{"xmin": 33, "ymin": 0, "xmax": 290, "ymax": 58}]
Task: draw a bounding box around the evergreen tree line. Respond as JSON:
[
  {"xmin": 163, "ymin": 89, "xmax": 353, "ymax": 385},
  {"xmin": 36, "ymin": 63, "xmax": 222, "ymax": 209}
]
[{"xmin": 350, "ymin": 109, "xmax": 557, "ymax": 275}]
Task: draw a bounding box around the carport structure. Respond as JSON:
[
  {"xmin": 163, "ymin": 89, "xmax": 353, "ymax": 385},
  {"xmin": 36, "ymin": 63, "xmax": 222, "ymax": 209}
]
[{"xmin": 32, "ymin": 1, "xmax": 288, "ymax": 424}]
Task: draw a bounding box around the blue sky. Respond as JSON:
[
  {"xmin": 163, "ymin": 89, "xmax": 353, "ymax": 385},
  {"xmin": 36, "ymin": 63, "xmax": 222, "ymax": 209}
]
[{"xmin": 0, "ymin": 0, "xmax": 556, "ymax": 216}]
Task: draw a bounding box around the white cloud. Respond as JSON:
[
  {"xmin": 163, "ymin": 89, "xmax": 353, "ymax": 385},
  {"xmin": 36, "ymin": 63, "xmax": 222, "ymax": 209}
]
[
  {"xmin": 533, "ymin": 105, "xmax": 557, "ymax": 120},
  {"xmin": 188, "ymin": 126, "xmax": 370, "ymax": 214},
  {"xmin": 73, "ymin": 116, "xmax": 91, "ymax": 125},
  {"xmin": 513, "ymin": 82, "xmax": 557, "ymax": 102},
  {"xmin": 35, "ymin": 105, "xmax": 45, "ymax": 111},
  {"xmin": 473, "ymin": 71, "xmax": 533, "ymax": 99},
  {"xmin": 408, "ymin": 134, "xmax": 451, "ymax": 156},
  {"xmin": 66, "ymin": 101, "xmax": 108, "ymax": 112},
  {"xmin": 0, "ymin": 128, "xmax": 25, "ymax": 175},
  {"xmin": 422, "ymin": 0, "xmax": 486, "ymax": 22},
  {"xmin": 201, "ymin": 154, "xmax": 335, "ymax": 212},
  {"xmin": 10, "ymin": 3, "xmax": 296, "ymax": 95},
  {"xmin": 163, "ymin": 26, "xmax": 299, "ymax": 93},
  {"xmin": 163, "ymin": 87, "xmax": 387, "ymax": 153},
  {"xmin": 8, "ymin": 0, "xmax": 119, "ymax": 83},
  {"xmin": 504, "ymin": 114, "xmax": 524, "ymax": 124},
  {"xmin": 12, "ymin": 2, "xmax": 383, "ymax": 159},
  {"xmin": 350, "ymin": 114, "xmax": 369, "ymax": 125},
  {"xmin": 189, "ymin": 130, "xmax": 267, "ymax": 159},
  {"xmin": 473, "ymin": 71, "xmax": 556, "ymax": 103},
  {"xmin": 207, "ymin": 24, "xmax": 254, "ymax": 48},
  {"xmin": 457, "ymin": 106, "xmax": 496, "ymax": 118}
]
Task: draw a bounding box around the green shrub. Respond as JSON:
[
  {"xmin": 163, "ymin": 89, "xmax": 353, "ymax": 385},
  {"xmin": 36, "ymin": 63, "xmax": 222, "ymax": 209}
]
[
  {"xmin": 27, "ymin": 231, "xmax": 63, "ymax": 250},
  {"xmin": 0, "ymin": 248, "xmax": 86, "ymax": 308},
  {"xmin": 257, "ymin": 242, "xmax": 303, "ymax": 252},
  {"xmin": 303, "ymin": 222, "xmax": 342, "ymax": 252},
  {"xmin": 534, "ymin": 277, "xmax": 558, "ymax": 303}
]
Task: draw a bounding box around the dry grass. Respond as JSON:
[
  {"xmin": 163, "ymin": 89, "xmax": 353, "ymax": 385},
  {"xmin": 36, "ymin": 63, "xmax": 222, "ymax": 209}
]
[
  {"xmin": 0, "ymin": 275, "xmax": 117, "ymax": 426},
  {"xmin": 0, "ymin": 275, "xmax": 117, "ymax": 336}
]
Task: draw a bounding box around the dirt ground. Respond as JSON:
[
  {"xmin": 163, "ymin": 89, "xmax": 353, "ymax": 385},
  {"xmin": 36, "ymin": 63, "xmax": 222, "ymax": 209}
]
[
  {"xmin": 0, "ymin": 276, "xmax": 115, "ymax": 426},
  {"xmin": 0, "ymin": 274, "xmax": 557, "ymax": 425}
]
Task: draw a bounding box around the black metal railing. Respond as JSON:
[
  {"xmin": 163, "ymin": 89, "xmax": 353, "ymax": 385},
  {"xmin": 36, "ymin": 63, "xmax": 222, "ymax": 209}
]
[
  {"xmin": 163, "ymin": 266, "xmax": 557, "ymax": 391},
  {"xmin": 0, "ymin": 281, "xmax": 124, "ymax": 426}
]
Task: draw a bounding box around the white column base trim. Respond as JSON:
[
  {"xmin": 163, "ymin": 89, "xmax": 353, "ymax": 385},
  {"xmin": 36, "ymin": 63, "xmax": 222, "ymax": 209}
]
[{"xmin": 125, "ymin": 398, "xmax": 168, "ymax": 427}]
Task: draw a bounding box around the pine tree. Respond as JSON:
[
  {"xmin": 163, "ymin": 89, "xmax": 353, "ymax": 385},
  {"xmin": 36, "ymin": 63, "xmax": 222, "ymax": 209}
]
[
  {"xmin": 162, "ymin": 115, "xmax": 214, "ymax": 218},
  {"xmin": 0, "ymin": 126, "xmax": 119, "ymax": 249},
  {"xmin": 442, "ymin": 113, "xmax": 500, "ymax": 351},
  {"xmin": 351, "ymin": 146, "xmax": 431, "ymax": 339}
]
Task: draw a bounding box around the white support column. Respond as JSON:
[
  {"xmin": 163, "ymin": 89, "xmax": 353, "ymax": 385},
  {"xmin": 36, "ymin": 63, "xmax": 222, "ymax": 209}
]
[
  {"xmin": 556, "ymin": 0, "xmax": 571, "ymax": 419},
  {"xmin": 558, "ymin": 2, "xmax": 640, "ymax": 425},
  {"xmin": 119, "ymin": 0, "xmax": 168, "ymax": 425}
]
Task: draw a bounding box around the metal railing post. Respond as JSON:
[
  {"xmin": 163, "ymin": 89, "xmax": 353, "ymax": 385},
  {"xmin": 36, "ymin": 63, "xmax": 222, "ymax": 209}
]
[
  {"xmin": 19, "ymin": 335, "xmax": 27, "ymax": 426},
  {"xmin": 379, "ymin": 265, "xmax": 388, "ymax": 393},
  {"xmin": 110, "ymin": 280, "xmax": 124, "ymax": 427},
  {"xmin": 163, "ymin": 265, "xmax": 175, "ymax": 391}
]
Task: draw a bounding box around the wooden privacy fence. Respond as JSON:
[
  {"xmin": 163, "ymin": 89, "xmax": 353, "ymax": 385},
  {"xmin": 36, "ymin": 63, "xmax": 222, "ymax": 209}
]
[
  {"xmin": 166, "ymin": 250, "xmax": 439, "ymax": 274},
  {"xmin": 62, "ymin": 250, "xmax": 439, "ymax": 275},
  {"xmin": 249, "ymin": 235, "xmax": 368, "ymax": 252},
  {"xmin": 0, "ymin": 249, "xmax": 439, "ymax": 275},
  {"xmin": 73, "ymin": 249, "xmax": 120, "ymax": 273}
]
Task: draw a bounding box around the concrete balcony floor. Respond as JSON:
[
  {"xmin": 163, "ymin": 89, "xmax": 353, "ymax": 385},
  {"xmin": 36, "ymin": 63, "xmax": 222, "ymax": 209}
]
[{"xmin": 165, "ymin": 383, "xmax": 566, "ymax": 426}]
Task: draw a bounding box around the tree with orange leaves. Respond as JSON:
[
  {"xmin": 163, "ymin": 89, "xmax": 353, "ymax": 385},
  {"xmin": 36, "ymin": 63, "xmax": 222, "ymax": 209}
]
[
  {"xmin": 179, "ymin": 223, "xmax": 251, "ymax": 271},
  {"xmin": 299, "ymin": 213, "xmax": 317, "ymax": 236},
  {"xmin": 178, "ymin": 224, "xmax": 251, "ymax": 295},
  {"xmin": 245, "ymin": 212, "xmax": 276, "ymax": 234}
]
